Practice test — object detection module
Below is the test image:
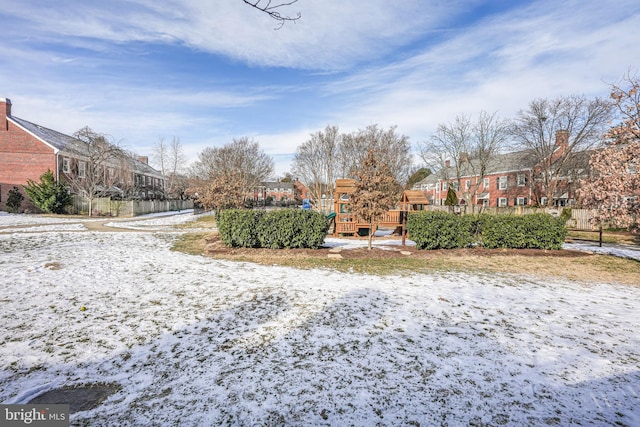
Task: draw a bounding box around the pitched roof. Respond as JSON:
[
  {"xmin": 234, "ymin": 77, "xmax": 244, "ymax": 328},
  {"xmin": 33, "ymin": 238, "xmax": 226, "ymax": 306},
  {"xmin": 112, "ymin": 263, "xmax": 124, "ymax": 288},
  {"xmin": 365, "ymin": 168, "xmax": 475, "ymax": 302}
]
[
  {"xmin": 9, "ymin": 115, "xmax": 162, "ymax": 178},
  {"xmin": 10, "ymin": 116, "xmax": 90, "ymax": 157}
]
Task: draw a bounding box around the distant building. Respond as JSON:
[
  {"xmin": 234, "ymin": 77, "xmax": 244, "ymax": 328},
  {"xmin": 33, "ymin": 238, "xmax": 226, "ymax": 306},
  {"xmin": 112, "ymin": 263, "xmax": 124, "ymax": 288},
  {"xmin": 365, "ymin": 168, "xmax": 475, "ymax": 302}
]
[{"xmin": 414, "ymin": 131, "xmax": 589, "ymax": 208}]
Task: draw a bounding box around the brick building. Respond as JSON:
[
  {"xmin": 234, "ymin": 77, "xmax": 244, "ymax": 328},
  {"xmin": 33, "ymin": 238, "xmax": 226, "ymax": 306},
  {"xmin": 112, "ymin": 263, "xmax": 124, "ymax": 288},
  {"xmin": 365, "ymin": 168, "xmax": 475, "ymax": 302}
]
[
  {"xmin": 414, "ymin": 131, "xmax": 587, "ymax": 208},
  {"xmin": 0, "ymin": 98, "xmax": 164, "ymax": 212}
]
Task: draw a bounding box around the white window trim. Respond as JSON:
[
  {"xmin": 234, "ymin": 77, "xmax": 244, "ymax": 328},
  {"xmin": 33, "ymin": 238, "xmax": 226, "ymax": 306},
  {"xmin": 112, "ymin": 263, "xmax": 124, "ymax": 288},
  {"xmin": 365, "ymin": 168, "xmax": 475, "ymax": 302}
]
[
  {"xmin": 77, "ymin": 161, "xmax": 86, "ymax": 178},
  {"xmin": 62, "ymin": 158, "xmax": 70, "ymax": 173},
  {"xmin": 498, "ymin": 176, "xmax": 508, "ymax": 190},
  {"xmin": 498, "ymin": 197, "xmax": 508, "ymax": 207}
]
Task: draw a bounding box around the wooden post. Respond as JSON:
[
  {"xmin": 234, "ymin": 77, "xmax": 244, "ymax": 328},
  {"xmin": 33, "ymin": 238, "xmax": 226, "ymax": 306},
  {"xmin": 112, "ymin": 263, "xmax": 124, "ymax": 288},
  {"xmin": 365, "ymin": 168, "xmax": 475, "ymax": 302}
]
[
  {"xmin": 401, "ymin": 209, "xmax": 407, "ymax": 246},
  {"xmin": 599, "ymin": 225, "xmax": 603, "ymax": 247}
]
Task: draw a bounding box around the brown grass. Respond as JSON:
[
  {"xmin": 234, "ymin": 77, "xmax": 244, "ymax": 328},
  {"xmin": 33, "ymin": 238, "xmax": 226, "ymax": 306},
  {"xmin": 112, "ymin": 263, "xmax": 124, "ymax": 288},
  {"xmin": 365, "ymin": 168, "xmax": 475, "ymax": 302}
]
[{"xmin": 173, "ymin": 232, "xmax": 640, "ymax": 287}]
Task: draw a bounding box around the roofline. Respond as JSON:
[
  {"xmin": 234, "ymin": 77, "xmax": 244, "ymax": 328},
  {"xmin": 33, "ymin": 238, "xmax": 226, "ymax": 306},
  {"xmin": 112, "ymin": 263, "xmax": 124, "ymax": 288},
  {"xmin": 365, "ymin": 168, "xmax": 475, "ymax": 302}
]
[{"xmin": 7, "ymin": 116, "xmax": 60, "ymax": 154}]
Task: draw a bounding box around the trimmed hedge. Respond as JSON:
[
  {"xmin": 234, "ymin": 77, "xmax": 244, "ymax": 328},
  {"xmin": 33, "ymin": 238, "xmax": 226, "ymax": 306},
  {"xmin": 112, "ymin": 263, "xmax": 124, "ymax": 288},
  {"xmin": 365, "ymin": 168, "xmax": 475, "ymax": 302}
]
[
  {"xmin": 406, "ymin": 211, "xmax": 475, "ymax": 250},
  {"xmin": 481, "ymin": 213, "xmax": 567, "ymax": 250},
  {"xmin": 217, "ymin": 209, "xmax": 329, "ymax": 249},
  {"xmin": 216, "ymin": 209, "xmax": 264, "ymax": 248},
  {"xmin": 407, "ymin": 211, "xmax": 567, "ymax": 250}
]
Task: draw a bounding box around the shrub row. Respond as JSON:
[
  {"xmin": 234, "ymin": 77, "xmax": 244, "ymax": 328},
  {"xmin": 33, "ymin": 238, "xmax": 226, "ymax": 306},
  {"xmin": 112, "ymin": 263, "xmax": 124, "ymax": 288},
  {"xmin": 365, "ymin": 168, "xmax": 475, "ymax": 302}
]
[
  {"xmin": 216, "ymin": 209, "xmax": 329, "ymax": 249},
  {"xmin": 407, "ymin": 211, "xmax": 567, "ymax": 250}
]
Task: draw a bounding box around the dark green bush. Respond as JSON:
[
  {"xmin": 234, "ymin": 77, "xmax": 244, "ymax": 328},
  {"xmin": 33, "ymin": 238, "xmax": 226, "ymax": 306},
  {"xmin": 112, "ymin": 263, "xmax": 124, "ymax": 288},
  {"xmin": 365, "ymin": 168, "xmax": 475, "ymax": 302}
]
[
  {"xmin": 216, "ymin": 209, "xmax": 263, "ymax": 248},
  {"xmin": 257, "ymin": 209, "xmax": 329, "ymax": 249},
  {"xmin": 407, "ymin": 211, "xmax": 567, "ymax": 250},
  {"xmin": 481, "ymin": 213, "xmax": 567, "ymax": 250},
  {"xmin": 407, "ymin": 211, "xmax": 475, "ymax": 249},
  {"xmin": 217, "ymin": 209, "xmax": 329, "ymax": 249}
]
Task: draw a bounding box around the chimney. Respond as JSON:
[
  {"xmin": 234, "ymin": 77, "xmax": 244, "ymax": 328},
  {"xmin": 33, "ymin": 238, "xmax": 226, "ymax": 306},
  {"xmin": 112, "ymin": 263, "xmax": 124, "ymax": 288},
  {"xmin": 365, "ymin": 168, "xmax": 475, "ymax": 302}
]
[
  {"xmin": 555, "ymin": 130, "xmax": 569, "ymax": 152},
  {"xmin": 1, "ymin": 98, "xmax": 11, "ymax": 130},
  {"xmin": 138, "ymin": 156, "xmax": 149, "ymax": 164}
]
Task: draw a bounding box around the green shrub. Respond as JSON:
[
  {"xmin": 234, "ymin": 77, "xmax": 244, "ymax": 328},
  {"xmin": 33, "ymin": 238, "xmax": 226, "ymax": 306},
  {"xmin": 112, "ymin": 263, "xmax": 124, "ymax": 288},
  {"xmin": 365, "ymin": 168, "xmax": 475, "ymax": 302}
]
[
  {"xmin": 481, "ymin": 213, "xmax": 567, "ymax": 250},
  {"xmin": 407, "ymin": 211, "xmax": 475, "ymax": 249},
  {"xmin": 257, "ymin": 209, "xmax": 329, "ymax": 249},
  {"xmin": 6, "ymin": 186, "xmax": 24, "ymax": 213},
  {"xmin": 217, "ymin": 209, "xmax": 329, "ymax": 249},
  {"xmin": 407, "ymin": 211, "xmax": 567, "ymax": 250},
  {"xmin": 216, "ymin": 209, "xmax": 263, "ymax": 248},
  {"xmin": 23, "ymin": 170, "xmax": 71, "ymax": 214}
]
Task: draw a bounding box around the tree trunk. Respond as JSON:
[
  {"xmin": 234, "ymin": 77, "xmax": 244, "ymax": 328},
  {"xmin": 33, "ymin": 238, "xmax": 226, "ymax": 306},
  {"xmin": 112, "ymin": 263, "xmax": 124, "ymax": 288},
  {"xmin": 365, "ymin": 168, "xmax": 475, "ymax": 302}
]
[{"xmin": 368, "ymin": 221, "xmax": 374, "ymax": 250}]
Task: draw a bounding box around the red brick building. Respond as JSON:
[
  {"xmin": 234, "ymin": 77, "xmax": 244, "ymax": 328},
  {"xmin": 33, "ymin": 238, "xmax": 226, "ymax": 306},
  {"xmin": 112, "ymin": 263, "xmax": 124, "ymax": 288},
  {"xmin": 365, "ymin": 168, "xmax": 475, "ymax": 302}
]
[
  {"xmin": 1, "ymin": 98, "xmax": 164, "ymax": 212},
  {"xmin": 414, "ymin": 131, "xmax": 586, "ymax": 208}
]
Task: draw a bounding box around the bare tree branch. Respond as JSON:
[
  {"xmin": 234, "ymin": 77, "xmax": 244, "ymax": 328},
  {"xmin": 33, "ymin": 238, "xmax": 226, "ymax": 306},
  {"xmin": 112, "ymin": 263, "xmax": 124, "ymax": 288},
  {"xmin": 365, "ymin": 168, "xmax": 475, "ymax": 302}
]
[{"xmin": 242, "ymin": 0, "xmax": 301, "ymax": 29}]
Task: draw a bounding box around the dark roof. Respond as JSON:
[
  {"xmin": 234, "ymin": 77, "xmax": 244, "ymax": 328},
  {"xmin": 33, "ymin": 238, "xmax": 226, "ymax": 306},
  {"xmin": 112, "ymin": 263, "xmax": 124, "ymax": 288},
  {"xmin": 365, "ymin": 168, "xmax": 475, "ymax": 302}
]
[
  {"xmin": 10, "ymin": 116, "xmax": 89, "ymax": 157},
  {"xmin": 9, "ymin": 115, "xmax": 162, "ymax": 178}
]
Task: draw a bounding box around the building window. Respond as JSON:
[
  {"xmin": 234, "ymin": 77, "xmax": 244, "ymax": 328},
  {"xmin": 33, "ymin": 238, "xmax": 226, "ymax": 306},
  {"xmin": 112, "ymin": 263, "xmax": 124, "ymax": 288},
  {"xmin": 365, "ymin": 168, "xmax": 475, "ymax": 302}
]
[
  {"xmin": 517, "ymin": 174, "xmax": 527, "ymax": 186},
  {"xmin": 483, "ymin": 178, "xmax": 490, "ymax": 189},
  {"xmin": 516, "ymin": 197, "xmax": 528, "ymax": 206},
  {"xmin": 498, "ymin": 176, "xmax": 508, "ymax": 190},
  {"xmin": 78, "ymin": 162, "xmax": 86, "ymax": 178},
  {"xmin": 498, "ymin": 197, "xmax": 508, "ymax": 207},
  {"xmin": 465, "ymin": 180, "xmax": 470, "ymax": 190},
  {"xmin": 62, "ymin": 158, "xmax": 70, "ymax": 173},
  {"xmin": 540, "ymin": 197, "xmax": 548, "ymax": 206},
  {"xmin": 442, "ymin": 182, "xmax": 448, "ymax": 191}
]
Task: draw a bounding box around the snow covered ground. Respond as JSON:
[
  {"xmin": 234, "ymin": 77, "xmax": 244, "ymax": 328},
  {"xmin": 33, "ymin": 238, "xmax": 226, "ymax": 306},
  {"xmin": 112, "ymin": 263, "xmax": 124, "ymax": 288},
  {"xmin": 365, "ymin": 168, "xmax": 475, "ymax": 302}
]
[{"xmin": 1, "ymin": 212, "xmax": 639, "ymax": 425}]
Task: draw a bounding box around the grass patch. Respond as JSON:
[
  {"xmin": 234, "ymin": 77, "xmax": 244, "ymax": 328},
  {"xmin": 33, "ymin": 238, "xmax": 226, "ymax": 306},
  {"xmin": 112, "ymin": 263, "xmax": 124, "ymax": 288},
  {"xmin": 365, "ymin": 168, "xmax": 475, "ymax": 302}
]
[
  {"xmin": 173, "ymin": 214, "xmax": 216, "ymax": 230},
  {"xmin": 172, "ymin": 232, "xmax": 640, "ymax": 286},
  {"xmin": 172, "ymin": 232, "xmax": 210, "ymax": 255}
]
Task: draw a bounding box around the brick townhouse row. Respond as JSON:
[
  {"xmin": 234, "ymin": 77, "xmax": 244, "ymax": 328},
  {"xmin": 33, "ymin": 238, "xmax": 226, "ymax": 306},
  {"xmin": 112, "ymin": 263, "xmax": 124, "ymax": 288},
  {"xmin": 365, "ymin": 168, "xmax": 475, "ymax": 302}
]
[
  {"xmin": 414, "ymin": 130, "xmax": 585, "ymax": 208},
  {"xmin": 0, "ymin": 98, "xmax": 164, "ymax": 211}
]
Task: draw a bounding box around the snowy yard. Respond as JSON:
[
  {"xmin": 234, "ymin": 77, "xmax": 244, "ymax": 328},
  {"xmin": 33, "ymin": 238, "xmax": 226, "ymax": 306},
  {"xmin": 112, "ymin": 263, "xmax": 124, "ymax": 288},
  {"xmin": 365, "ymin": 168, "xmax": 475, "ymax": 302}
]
[{"xmin": 1, "ymin": 212, "xmax": 639, "ymax": 426}]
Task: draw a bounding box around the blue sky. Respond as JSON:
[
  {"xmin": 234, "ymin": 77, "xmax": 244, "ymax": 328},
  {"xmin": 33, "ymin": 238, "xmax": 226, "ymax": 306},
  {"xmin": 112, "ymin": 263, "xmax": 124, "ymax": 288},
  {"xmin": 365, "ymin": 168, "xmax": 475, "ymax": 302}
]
[{"xmin": 1, "ymin": 0, "xmax": 638, "ymax": 176}]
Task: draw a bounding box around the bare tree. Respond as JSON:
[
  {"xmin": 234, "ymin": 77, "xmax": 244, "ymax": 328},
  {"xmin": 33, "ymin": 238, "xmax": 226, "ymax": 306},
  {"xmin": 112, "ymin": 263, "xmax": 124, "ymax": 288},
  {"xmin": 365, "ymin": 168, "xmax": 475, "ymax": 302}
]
[
  {"xmin": 418, "ymin": 111, "xmax": 510, "ymax": 212},
  {"xmin": 242, "ymin": 0, "xmax": 301, "ymax": 28},
  {"xmin": 191, "ymin": 137, "xmax": 274, "ymax": 210},
  {"xmin": 65, "ymin": 127, "xmax": 127, "ymax": 216},
  {"xmin": 511, "ymin": 94, "xmax": 612, "ymax": 206},
  {"xmin": 152, "ymin": 136, "xmax": 187, "ymax": 199},
  {"xmin": 419, "ymin": 114, "xmax": 472, "ymax": 184},
  {"xmin": 339, "ymin": 125, "xmax": 413, "ymax": 185},
  {"xmin": 292, "ymin": 125, "xmax": 340, "ymax": 211},
  {"xmin": 350, "ymin": 148, "xmax": 402, "ymax": 250}
]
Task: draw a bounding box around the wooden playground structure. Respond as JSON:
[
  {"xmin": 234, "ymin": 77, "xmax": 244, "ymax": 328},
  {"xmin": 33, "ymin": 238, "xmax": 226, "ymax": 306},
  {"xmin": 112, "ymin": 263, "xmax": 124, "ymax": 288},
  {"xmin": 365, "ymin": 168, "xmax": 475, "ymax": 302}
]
[{"xmin": 331, "ymin": 179, "xmax": 428, "ymax": 237}]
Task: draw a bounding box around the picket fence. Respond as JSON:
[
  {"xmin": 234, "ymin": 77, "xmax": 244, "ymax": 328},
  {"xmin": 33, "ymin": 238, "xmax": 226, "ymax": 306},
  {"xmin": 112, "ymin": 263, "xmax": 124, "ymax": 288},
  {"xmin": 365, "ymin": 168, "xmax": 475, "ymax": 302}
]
[
  {"xmin": 427, "ymin": 205, "xmax": 596, "ymax": 231},
  {"xmin": 69, "ymin": 196, "xmax": 194, "ymax": 217}
]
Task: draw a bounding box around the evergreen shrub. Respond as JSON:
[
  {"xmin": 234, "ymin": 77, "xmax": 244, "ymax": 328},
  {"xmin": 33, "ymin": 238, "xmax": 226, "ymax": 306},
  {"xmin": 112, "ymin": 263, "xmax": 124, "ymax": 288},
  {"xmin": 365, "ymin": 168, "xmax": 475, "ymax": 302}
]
[
  {"xmin": 217, "ymin": 209, "xmax": 328, "ymax": 249},
  {"xmin": 216, "ymin": 209, "xmax": 263, "ymax": 248},
  {"xmin": 407, "ymin": 211, "xmax": 475, "ymax": 249},
  {"xmin": 407, "ymin": 211, "xmax": 567, "ymax": 250},
  {"xmin": 481, "ymin": 213, "xmax": 567, "ymax": 249},
  {"xmin": 257, "ymin": 209, "xmax": 329, "ymax": 249}
]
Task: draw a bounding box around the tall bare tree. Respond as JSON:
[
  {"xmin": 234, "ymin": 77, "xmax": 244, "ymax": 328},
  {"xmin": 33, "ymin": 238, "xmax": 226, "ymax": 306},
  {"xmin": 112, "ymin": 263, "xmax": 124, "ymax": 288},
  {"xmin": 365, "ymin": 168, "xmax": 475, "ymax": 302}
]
[
  {"xmin": 292, "ymin": 125, "xmax": 340, "ymax": 210},
  {"xmin": 191, "ymin": 137, "xmax": 274, "ymax": 210},
  {"xmin": 65, "ymin": 127, "xmax": 127, "ymax": 216},
  {"xmin": 419, "ymin": 114, "xmax": 472, "ymax": 184},
  {"xmin": 511, "ymin": 94, "xmax": 612, "ymax": 206},
  {"xmin": 339, "ymin": 125, "xmax": 412, "ymax": 185},
  {"xmin": 418, "ymin": 112, "xmax": 510, "ymax": 212},
  {"xmin": 152, "ymin": 136, "xmax": 187, "ymax": 199},
  {"xmin": 350, "ymin": 148, "xmax": 401, "ymax": 250}
]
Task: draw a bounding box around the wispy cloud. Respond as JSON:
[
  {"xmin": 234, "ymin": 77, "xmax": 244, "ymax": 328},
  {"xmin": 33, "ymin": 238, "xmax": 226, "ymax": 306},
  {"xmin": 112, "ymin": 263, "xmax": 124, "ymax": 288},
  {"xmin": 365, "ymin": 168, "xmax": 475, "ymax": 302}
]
[{"xmin": 1, "ymin": 0, "xmax": 638, "ymax": 176}]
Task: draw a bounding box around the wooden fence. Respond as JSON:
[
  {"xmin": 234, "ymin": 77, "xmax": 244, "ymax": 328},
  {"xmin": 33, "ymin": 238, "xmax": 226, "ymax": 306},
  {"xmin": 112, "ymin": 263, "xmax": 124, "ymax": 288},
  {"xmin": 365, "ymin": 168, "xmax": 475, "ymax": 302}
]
[{"xmin": 69, "ymin": 196, "xmax": 194, "ymax": 217}]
